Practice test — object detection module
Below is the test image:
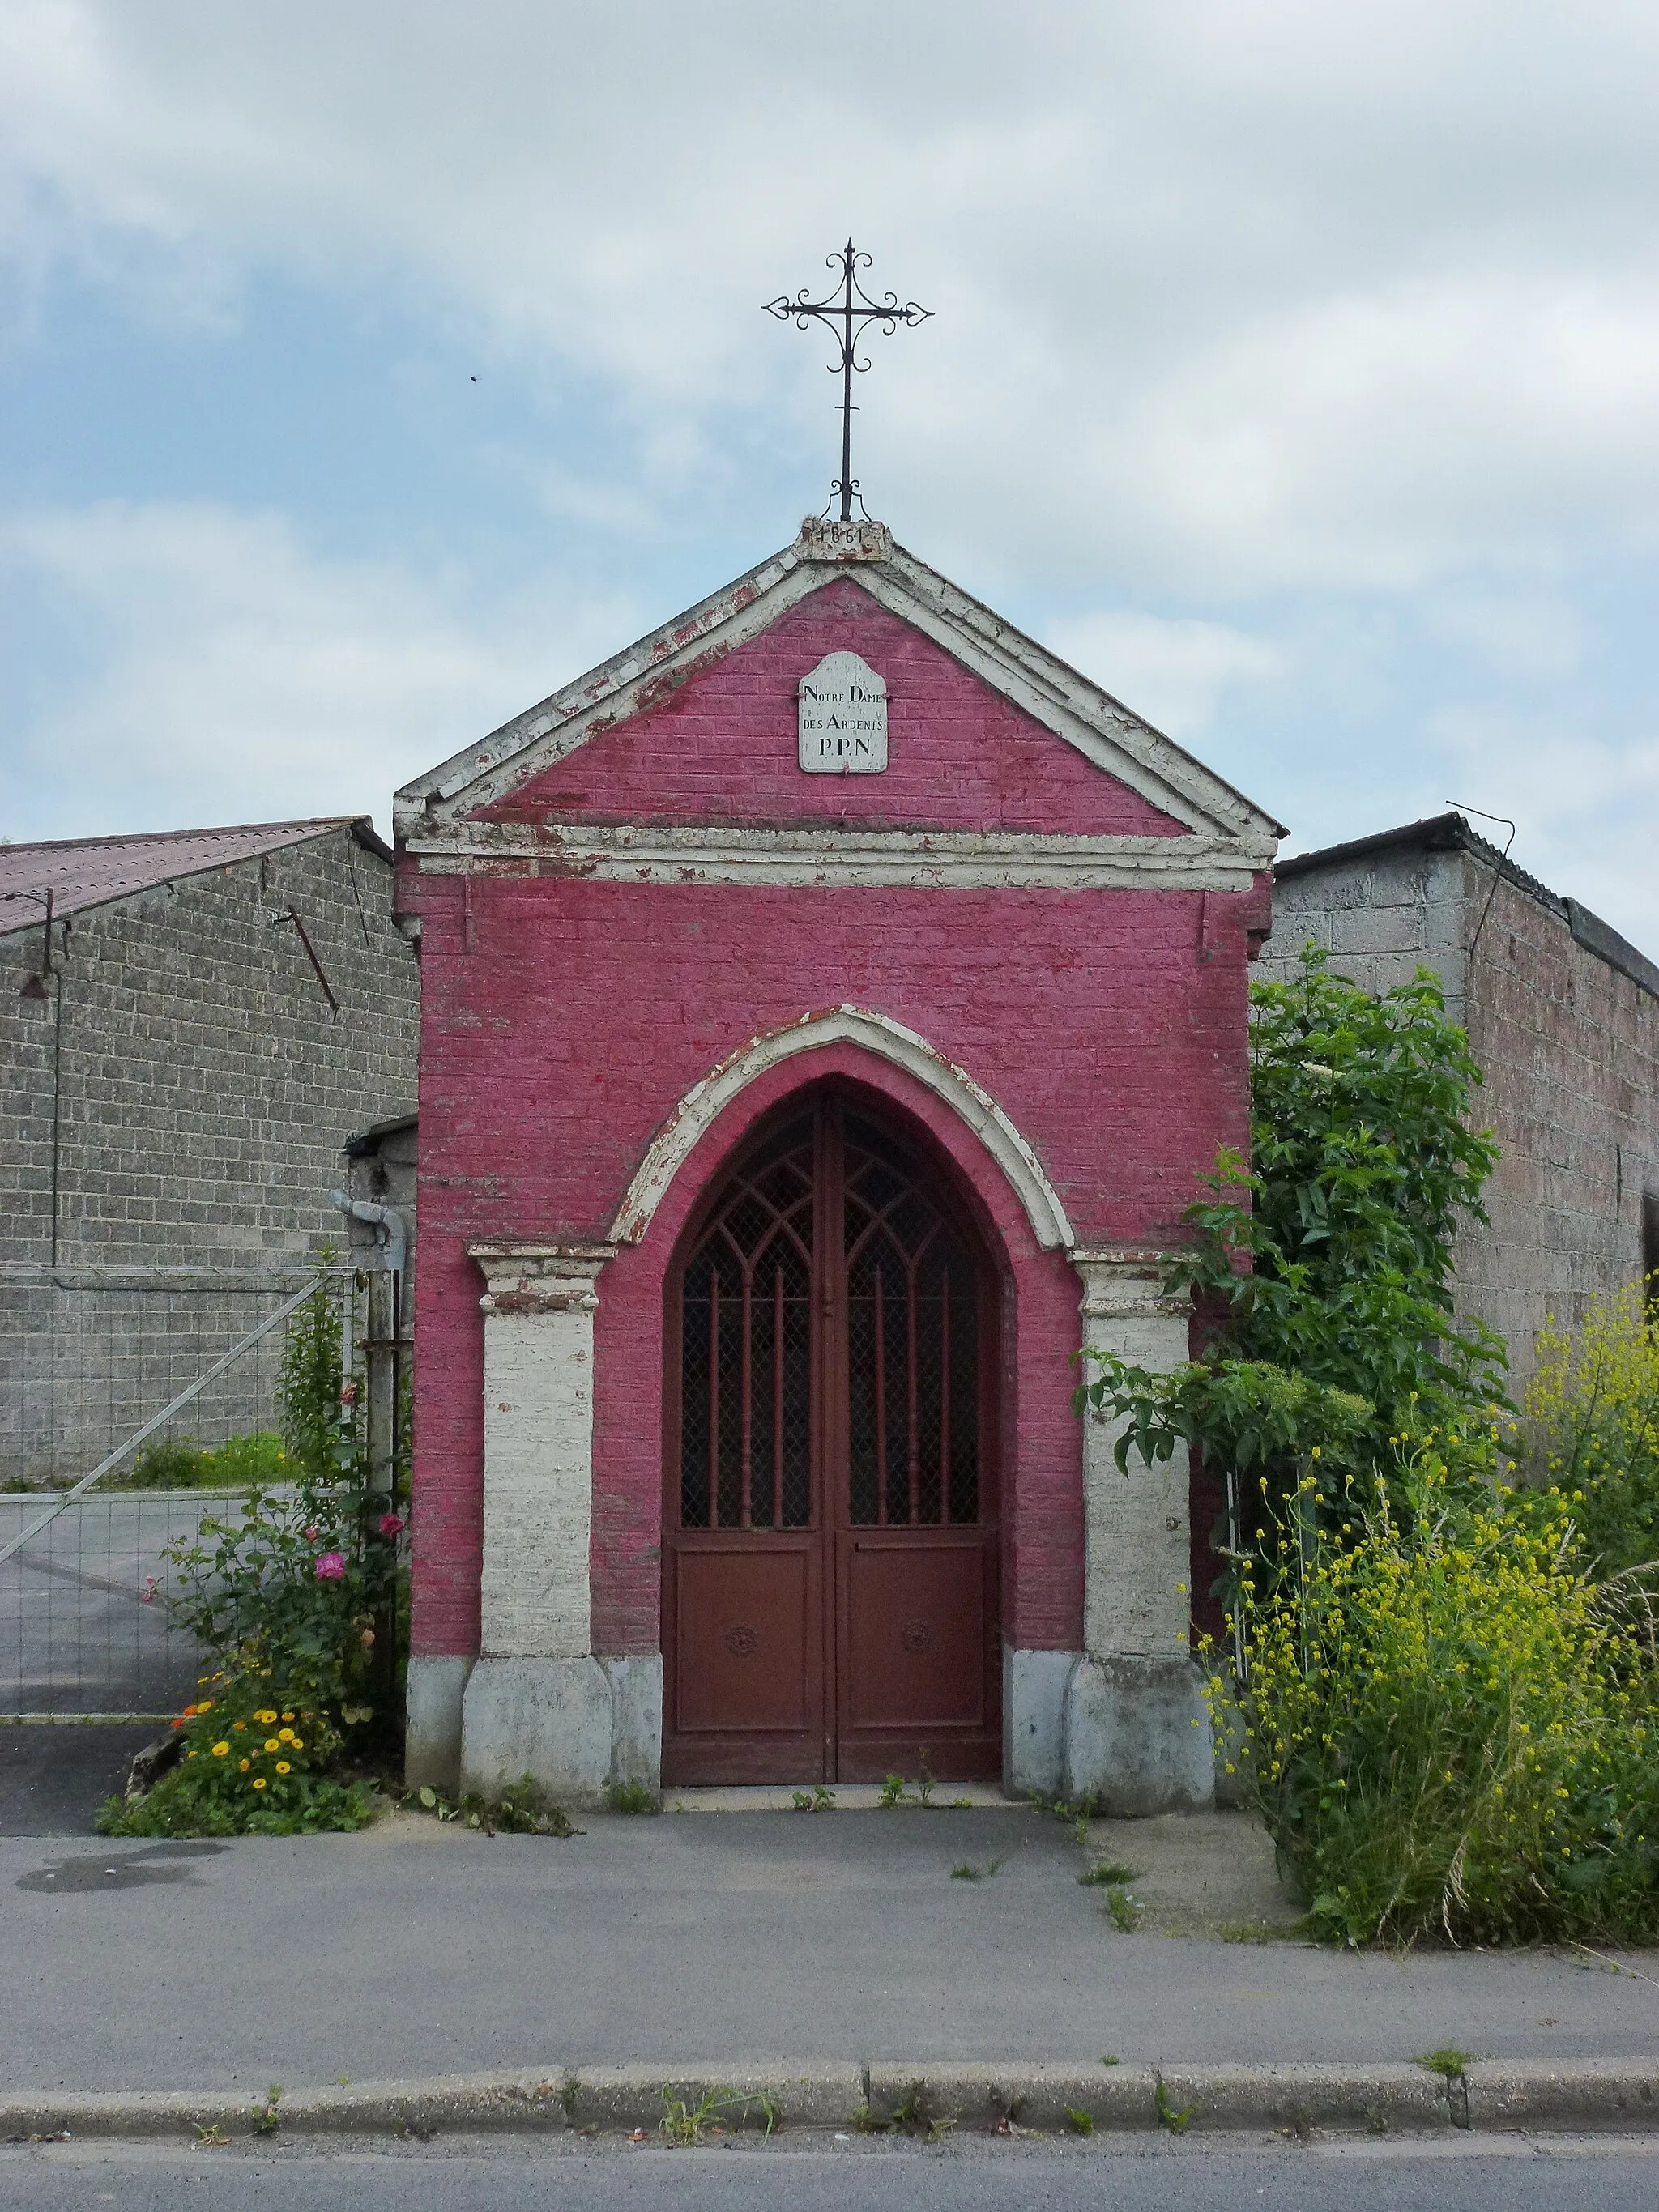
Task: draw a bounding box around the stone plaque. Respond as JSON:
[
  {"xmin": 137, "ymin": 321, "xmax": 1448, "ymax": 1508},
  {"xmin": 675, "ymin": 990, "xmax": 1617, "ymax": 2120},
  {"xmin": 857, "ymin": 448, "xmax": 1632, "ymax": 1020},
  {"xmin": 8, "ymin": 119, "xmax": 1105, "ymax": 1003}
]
[{"xmin": 798, "ymin": 651, "xmax": 888, "ymax": 774}]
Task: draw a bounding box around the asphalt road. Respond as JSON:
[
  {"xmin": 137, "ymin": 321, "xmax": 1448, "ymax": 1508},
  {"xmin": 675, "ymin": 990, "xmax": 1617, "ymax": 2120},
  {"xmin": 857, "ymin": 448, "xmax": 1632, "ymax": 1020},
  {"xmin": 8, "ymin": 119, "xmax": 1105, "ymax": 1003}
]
[
  {"xmin": 6, "ymin": 1811, "xmax": 1658, "ymax": 2093},
  {"xmin": 2, "ymin": 2134, "xmax": 1657, "ymax": 2212}
]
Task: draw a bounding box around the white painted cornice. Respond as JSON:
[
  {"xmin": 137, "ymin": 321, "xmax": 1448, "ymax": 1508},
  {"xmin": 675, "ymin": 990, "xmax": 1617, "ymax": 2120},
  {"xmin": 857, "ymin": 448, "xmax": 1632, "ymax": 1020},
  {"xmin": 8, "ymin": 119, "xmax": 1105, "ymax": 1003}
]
[{"xmin": 406, "ymin": 822, "xmax": 1273, "ymax": 893}]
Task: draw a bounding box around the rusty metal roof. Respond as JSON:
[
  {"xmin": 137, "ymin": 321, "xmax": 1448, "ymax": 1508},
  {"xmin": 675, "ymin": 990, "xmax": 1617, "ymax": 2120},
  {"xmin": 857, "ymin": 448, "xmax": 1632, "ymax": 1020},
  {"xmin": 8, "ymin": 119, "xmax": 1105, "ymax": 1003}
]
[{"xmin": 0, "ymin": 817, "xmax": 389, "ymax": 936}]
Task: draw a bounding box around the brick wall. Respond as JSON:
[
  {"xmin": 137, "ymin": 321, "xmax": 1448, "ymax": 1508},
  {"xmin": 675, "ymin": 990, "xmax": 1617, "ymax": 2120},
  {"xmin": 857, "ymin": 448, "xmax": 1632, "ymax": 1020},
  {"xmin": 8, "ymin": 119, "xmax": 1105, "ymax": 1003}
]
[
  {"xmin": 403, "ymin": 590, "xmax": 1263, "ymax": 1667},
  {"xmin": 1260, "ymin": 838, "xmax": 1659, "ymax": 1396}
]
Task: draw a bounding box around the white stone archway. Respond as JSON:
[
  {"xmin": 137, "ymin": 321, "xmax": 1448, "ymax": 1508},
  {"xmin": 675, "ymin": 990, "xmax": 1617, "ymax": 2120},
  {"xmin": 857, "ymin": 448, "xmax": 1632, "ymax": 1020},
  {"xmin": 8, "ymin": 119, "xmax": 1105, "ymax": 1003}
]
[{"xmin": 608, "ymin": 1004, "xmax": 1077, "ymax": 1252}]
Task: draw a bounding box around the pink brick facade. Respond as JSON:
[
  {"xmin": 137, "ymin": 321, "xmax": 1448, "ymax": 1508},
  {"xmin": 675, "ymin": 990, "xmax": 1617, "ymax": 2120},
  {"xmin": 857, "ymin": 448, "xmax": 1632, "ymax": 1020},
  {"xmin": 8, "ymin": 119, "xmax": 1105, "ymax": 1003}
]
[{"xmin": 395, "ymin": 519, "xmax": 1280, "ymax": 1808}]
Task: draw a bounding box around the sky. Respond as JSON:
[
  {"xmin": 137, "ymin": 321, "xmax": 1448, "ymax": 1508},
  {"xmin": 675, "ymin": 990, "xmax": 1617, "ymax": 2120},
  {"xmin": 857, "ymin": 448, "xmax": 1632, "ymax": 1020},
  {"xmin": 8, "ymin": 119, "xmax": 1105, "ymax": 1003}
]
[{"xmin": 2, "ymin": 2, "xmax": 1657, "ymax": 943}]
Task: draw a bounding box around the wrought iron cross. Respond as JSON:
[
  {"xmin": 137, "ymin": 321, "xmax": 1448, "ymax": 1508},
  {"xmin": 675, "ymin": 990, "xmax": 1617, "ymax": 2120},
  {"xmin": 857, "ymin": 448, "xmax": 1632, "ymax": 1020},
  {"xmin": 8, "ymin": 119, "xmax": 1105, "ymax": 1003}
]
[{"xmin": 764, "ymin": 241, "xmax": 932, "ymax": 522}]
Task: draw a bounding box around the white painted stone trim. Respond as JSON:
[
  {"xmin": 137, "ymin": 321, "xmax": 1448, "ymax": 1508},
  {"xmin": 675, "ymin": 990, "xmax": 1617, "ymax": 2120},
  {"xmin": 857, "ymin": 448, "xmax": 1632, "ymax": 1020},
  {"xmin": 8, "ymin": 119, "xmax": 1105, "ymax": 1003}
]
[
  {"xmin": 469, "ymin": 1245, "xmax": 616, "ymax": 1660},
  {"xmin": 406, "ymin": 824, "xmax": 1271, "ymax": 891},
  {"xmin": 1070, "ymin": 1249, "xmax": 1194, "ymax": 1658},
  {"xmin": 608, "ymin": 1006, "xmax": 1076, "ymax": 1251}
]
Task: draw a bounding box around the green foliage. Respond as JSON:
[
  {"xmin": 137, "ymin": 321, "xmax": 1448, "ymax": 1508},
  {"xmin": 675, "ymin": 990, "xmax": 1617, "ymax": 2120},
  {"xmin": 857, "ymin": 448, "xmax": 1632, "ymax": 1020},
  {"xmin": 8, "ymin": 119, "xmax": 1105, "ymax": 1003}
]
[
  {"xmin": 162, "ymin": 1287, "xmax": 403, "ymax": 1729},
  {"xmin": 1418, "ymin": 2050, "xmax": 1477, "ymax": 2081},
  {"xmin": 606, "ymin": 1781, "xmax": 662, "ymax": 1815},
  {"xmin": 1219, "ymin": 1455, "xmax": 1659, "ymax": 1946},
  {"xmin": 1154, "ymin": 2078, "xmax": 1195, "ymax": 2134},
  {"xmin": 122, "ymin": 1432, "xmax": 292, "ymax": 1491},
  {"xmin": 1064, "ymin": 2107, "xmax": 1095, "ymax": 2135},
  {"xmin": 1103, "ymin": 1885, "xmax": 1142, "ymax": 1932},
  {"xmin": 408, "ymin": 1778, "xmax": 577, "ymax": 1836},
  {"xmin": 791, "ymin": 1785, "xmax": 836, "ymax": 1812},
  {"xmin": 1078, "ymin": 1860, "xmax": 1141, "ymax": 1886},
  {"xmin": 96, "ymin": 1669, "xmax": 373, "ymax": 1836},
  {"xmin": 277, "ymin": 1272, "xmax": 347, "ymax": 1478},
  {"xmin": 1524, "ymin": 1281, "xmax": 1659, "ymax": 1576},
  {"xmin": 1077, "ymin": 946, "xmax": 1508, "ymax": 1530}
]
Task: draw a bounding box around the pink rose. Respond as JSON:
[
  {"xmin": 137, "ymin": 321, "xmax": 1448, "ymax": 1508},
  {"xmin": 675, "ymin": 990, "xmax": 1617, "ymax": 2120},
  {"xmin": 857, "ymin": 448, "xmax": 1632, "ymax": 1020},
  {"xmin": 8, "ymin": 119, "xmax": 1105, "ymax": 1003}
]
[
  {"xmin": 303, "ymin": 1526, "xmax": 318, "ymax": 1541},
  {"xmin": 379, "ymin": 1512, "xmax": 405, "ymax": 1537},
  {"xmin": 339, "ymin": 1383, "xmax": 357, "ymax": 1406},
  {"xmin": 314, "ymin": 1551, "xmax": 346, "ymax": 1580}
]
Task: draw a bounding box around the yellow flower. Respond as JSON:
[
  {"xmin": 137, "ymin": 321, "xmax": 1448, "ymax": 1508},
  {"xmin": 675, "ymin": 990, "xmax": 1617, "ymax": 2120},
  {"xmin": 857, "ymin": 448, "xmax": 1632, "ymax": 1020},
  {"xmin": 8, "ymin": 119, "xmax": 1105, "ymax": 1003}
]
[
  {"xmin": 232, "ymin": 1721, "xmax": 245, "ymax": 1733},
  {"xmin": 290, "ymin": 1737, "xmax": 304, "ymax": 1750},
  {"xmin": 278, "ymin": 1729, "xmax": 296, "ymax": 1745},
  {"xmin": 211, "ymin": 1741, "xmax": 230, "ymax": 1757},
  {"xmin": 275, "ymin": 1762, "xmax": 291, "ymax": 1775},
  {"xmin": 254, "ymin": 1709, "xmax": 278, "ymax": 1725},
  {"xmin": 264, "ymin": 1737, "xmax": 280, "ymax": 1752},
  {"xmin": 252, "ymin": 1777, "xmax": 267, "ymax": 1790},
  {"xmin": 186, "ymin": 1750, "xmax": 198, "ymax": 1760},
  {"xmin": 280, "ymin": 1711, "xmax": 295, "ymax": 1723},
  {"xmin": 240, "ymin": 1758, "xmax": 251, "ymax": 1773}
]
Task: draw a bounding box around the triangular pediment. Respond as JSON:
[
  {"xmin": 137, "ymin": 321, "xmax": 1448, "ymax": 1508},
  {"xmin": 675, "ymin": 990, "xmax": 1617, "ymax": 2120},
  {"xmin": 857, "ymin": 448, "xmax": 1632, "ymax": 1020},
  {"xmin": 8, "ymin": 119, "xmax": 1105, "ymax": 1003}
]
[{"xmin": 394, "ymin": 518, "xmax": 1282, "ymax": 857}]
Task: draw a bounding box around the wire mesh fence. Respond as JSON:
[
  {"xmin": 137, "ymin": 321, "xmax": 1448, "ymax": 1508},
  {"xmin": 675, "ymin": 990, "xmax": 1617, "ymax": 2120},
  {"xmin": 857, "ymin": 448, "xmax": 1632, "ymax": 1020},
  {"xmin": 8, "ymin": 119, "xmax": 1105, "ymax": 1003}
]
[{"xmin": 0, "ymin": 1266, "xmax": 360, "ymax": 1719}]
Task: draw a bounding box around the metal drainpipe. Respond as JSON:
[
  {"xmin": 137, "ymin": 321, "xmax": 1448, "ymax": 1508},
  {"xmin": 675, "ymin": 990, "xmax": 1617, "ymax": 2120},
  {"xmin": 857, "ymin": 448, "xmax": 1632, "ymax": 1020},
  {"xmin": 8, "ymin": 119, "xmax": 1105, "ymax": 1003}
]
[{"xmin": 328, "ymin": 1192, "xmax": 407, "ymax": 1504}]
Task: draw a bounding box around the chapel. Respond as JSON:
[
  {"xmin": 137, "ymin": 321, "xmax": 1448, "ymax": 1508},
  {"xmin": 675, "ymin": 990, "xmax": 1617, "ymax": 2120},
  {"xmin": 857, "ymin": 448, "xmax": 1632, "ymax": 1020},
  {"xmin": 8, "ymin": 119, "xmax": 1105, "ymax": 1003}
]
[{"xmin": 392, "ymin": 514, "xmax": 1282, "ymax": 1811}]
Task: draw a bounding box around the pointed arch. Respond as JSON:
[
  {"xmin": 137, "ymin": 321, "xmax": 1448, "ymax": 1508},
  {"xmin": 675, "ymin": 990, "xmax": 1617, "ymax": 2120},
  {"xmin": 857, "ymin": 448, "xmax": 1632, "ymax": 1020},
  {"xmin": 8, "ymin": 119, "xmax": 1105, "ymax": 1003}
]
[{"xmin": 608, "ymin": 1005, "xmax": 1076, "ymax": 1251}]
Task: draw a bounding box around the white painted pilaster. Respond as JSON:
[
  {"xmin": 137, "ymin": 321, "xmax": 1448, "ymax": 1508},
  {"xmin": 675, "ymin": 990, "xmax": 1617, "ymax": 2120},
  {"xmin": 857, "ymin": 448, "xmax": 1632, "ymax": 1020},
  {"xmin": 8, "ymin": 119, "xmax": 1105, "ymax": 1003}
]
[
  {"xmin": 1071, "ymin": 1249, "xmax": 1193, "ymax": 1657},
  {"xmin": 468, "ymin": 1244, "xmax": 616, "ymax": 1659}
]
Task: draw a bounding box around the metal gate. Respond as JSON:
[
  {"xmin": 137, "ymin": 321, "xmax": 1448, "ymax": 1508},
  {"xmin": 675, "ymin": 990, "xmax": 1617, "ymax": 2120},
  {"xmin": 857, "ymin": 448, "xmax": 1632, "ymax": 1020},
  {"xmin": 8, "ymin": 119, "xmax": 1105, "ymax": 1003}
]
[
  {"xmin": 663, "ymin": 1091, "xmax": 1001, "ymax": 1785},
  {"xmin": 0, "ymin": 1265, "xmax": 365, "ymax": 1720}
]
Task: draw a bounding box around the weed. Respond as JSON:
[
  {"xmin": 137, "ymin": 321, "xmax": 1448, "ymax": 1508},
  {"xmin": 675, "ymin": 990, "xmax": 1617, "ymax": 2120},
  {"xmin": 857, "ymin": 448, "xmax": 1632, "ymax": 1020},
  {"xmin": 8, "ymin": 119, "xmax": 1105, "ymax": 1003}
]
[
  {"xmin": 915, "ymin": 1753, "xmax": 936, "ymax": 1808},
  {"xmin": 888, "ymin": 2083, "xmax": 953, "ymax": 2141},
  {"xmin": 1100, "ymin": 2055, "xmax": 1120, "ymax": 2067},
  {"xmin": 1064, "ymin": 2107, "xmax": 1095, "ymax": 2135},
  {"xmin": 1212, "ymin": 1911, "xmax": 1309, "ymax": 1946},
  {"xmin": 659, "ymin": 2086, "xmax": 778, "ymax": 2144},
  {"xmin": 1364, "ymin": 2104, "xmax": 1390, "ymax": 2135},
  {"xmin": 791, "ymin": 1785, "xmax": 836, "ymax": 1813},
  {"xmin": 252, "ymin": 2086, "xmax": 284, "ymax": 2136},
  {"xmin": 950, "ymin": 1861, "xmax": 982, "ymax": 1881},
  {"xmin": 1077, "ymin": 1860, "xmax": 1142, "ymax": 1886},
  {"xmin": 1417, "ymin": 2048, "xmax": 1477, "ymax": 2082},
  {"xmin": 1104, "ymin": 1885, "xmax": 1142, "ymax": 1933},
  {"xmin": 849, "ymin": 2100, "xmax": 878, "ymax": 2133},
  {"xmin": 948, "ymin": 1796, "xmax": 973, "ymax": 1810},
  {"xmin": 879, "ymin": 1773, "xmax": 909, "ymax": 1808},
  {"xmin": 986, "ymin": 1852, "xmax": 1008, "ymax": 1875},
  {"xmin": 411, "ymin": 1777, "xmax": 576, "ymax": 1837},
  {"xmin": 607, "ymin": 1782, "xmax": 661, "ymax": 1816},
  {"xmin": 1154, "ymin": 2078, "xmax": 1195, "ymax": 2136},
  {"xmin": 192, "ymin": 2124, "xmax": 229, "ymax": 2148}
]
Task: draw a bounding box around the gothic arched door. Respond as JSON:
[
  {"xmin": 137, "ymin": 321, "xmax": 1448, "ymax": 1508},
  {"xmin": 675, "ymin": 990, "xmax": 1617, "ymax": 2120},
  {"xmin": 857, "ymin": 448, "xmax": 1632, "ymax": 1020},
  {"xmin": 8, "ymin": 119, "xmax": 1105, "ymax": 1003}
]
[{"xmin": 662, "ymin": 1089, "xmax": 1003, "ymax": 1785}]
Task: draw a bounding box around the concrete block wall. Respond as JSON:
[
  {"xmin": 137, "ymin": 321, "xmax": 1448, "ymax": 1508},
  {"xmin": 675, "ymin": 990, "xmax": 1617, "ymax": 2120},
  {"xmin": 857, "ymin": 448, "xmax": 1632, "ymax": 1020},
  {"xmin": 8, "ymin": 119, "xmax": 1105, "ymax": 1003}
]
[
  {"xmin": 1260, "ymin": 838, "xmax": 1659, "ymax": 1397},
  {"xmin": 0, "ymin": 826, "xmax": 420, "ymax": 1481}
]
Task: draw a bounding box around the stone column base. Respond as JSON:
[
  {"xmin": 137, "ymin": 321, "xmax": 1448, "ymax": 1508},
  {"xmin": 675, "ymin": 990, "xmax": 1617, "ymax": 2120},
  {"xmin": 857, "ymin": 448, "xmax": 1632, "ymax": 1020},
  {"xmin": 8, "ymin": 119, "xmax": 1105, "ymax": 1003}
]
[
  {"xmin": 404, "ymin": 1656, "xmax": 476, "ymax": 1794},
  {"xmin": 1002, "ymin": 1648, "xmax": 1080, "ymax": 1799},
  {"xmin": 458, "ymin": 1654, "xmax": 664, "ymax": 1805},
  {"xmin": 1061, "ymin": 1653, "xmax": 1215, "ymax": 1815}
]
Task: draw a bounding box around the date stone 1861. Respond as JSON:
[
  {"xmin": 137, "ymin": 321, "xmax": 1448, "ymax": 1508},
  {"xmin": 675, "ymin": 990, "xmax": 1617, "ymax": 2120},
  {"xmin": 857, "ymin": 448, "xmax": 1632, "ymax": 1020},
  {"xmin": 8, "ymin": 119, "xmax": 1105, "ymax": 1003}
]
[{"xmin": 798, "ymin": 651, "xmax": 888, "ymax": 774}]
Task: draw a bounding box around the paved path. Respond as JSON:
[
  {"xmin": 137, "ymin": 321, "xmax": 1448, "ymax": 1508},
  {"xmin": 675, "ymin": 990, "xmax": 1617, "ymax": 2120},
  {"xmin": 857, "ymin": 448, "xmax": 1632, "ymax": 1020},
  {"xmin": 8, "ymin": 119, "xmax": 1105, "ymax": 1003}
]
[
  {"xmin": 2, "ymin": 2133, "xmax": 1657, "ymax": 2212},
  {"xmin": 4, "ymin": 1806, "xmax": 1657, "ymax": 2095}
]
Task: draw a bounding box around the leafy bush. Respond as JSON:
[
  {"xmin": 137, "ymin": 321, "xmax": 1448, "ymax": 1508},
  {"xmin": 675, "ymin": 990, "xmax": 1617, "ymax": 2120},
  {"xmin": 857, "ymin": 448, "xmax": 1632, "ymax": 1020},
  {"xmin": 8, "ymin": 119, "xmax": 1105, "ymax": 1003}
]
[
  {"xmin": 1525, "ymin": 1281, "xmax": 1659, "ymax": 1576},
  {"xmin": 96, "ymin": 1670, "xmax": 374, "ymax": 1837},
  {"xmin": 163, "ymin": 1279, "xmax": 404, "ymax": 1730},
  {"xmin": 123, "ymin": 1432, "xmax": 292, "ymax": 1490},
  {"xmin": 1081, "ymin": 947, "xmax": 1508, "ymax": 1532},
  {"xmin": 1226, "ymin": 1452, "xmax": 1659, "ymax": 1946}
]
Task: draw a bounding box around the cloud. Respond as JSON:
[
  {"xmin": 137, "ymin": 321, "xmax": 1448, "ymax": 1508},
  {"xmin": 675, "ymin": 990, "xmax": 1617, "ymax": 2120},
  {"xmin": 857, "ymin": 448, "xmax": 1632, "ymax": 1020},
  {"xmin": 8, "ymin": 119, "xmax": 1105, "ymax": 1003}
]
[
  {"xmin": 4, "ymin": 2, "xmax": 1659, "ymax": 590},
  {"xmin": 0, "ymin": 498, "xmax": 635, "ymax": 839},
  {"xmin": 1043, "ymin": 609, "xmax": 1284, "ymax": 740}
]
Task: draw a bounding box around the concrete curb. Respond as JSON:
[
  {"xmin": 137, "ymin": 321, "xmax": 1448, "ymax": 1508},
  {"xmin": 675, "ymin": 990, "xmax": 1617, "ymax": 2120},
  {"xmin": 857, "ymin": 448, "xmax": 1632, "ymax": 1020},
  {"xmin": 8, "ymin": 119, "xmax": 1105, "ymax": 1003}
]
[{"xmin": 3, "ymin": 2058, "xmax": 1658, "ymax": 2143}]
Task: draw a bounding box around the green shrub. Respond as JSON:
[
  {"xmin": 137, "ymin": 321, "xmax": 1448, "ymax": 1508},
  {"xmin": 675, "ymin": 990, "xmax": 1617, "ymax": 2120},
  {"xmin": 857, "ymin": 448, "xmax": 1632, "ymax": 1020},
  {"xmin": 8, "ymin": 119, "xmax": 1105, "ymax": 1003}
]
[
  {"xmin": 124, "ymin": 1432, "xmax": 292, "ymax": 1490},
  {"xmin": 96, "ymin": 1670, "xmax": 374, "ymax": 1837},
  {"xmin": 1524, "ymin": 1281, "xmax": 1659, "ymax": 1576},
  {"xmin": 1223, "ymin": 1451, "xmax": 1659, "ymax": 1946}
]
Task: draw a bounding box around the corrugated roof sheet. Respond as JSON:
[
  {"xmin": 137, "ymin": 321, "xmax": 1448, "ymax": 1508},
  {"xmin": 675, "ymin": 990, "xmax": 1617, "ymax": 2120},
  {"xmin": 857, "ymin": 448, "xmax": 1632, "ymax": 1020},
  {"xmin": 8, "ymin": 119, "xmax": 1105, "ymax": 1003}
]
[{"xmin": 0, "ymin": 819, "xmax": 382, "ymax": 936}]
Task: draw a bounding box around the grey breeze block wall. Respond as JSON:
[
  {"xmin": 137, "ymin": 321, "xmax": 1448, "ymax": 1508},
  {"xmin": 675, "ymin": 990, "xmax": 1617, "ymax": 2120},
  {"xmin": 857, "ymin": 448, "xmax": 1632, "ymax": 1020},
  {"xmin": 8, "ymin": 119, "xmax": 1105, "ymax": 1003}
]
[
  {"xmin": 1260, "ymin": 820, "xmax": 1659, "ymax": 1400},
  {"xmin": 1, "ymin": 825, "xmax": 420, "ymax": 1481}
]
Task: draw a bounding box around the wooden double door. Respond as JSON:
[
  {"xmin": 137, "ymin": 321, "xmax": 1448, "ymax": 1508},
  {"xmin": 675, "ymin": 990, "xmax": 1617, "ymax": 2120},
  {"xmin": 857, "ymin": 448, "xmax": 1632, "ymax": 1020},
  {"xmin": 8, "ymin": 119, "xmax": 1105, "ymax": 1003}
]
[{"xmin": 662, "ymin": 1091, "xmax": 1002, "ymax": 1784}]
